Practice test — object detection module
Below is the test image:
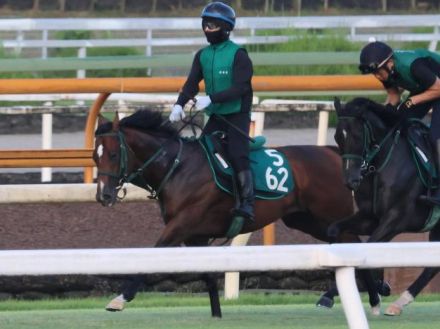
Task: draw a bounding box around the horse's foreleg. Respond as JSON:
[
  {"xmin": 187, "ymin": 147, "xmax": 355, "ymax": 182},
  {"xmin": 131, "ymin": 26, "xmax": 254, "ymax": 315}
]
[
  {"xmin": 384, "ymin": 268, "xmax": 439, "ymax": 316},
  {"xmin": 202, "ymin": 273, "xmax": 222, "ymax": 318},
  {"xmin": 316, "ymin": 269, "xmax": 387, "ymax": 315},
  {"xmin": 316, "ymin": 282, "xmax": 337, "ymax": 309},
  {"xmin": 185, "ymin": 238, "xmax": 222, "ymax": 318},
  {"xmin": 358, "ymin": 269, "xmax": 382, "ymax": 315},
  {"xmin": 327, "ymin": 212, "xmax": 377, "ymax": 238},
  {"xmin": 385, "ymin": 224, "xmax": 440, "ymax": 316},
  {"xmin": 106, "ymin": 275, "xmax": 144, "ymax": 312},
  {"xmin": 106, "ymin": 223, "xmax": 186, "ymax": 312}
]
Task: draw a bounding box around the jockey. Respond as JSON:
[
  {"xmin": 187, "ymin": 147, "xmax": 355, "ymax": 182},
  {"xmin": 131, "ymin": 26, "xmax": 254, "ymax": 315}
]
[
  {"xmin": 169, "ymin": 1, "xmax": 255, "ymax": 223},
  {"xmin": 359, "ymin": 41, "xmax": 440, "ymax": 205}
]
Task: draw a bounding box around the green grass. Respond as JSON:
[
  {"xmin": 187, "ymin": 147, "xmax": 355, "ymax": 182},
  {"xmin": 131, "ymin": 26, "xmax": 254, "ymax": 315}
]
[{"xmin": 1, "ymin": 292, "xmax": 440, "ymax": 329}]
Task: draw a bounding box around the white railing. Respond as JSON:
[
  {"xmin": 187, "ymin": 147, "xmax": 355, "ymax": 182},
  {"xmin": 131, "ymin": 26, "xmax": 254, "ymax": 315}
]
[
  {"xmin": 2, "ymin": 15, "xmax": 440, "ymax": 60},
  {"xmin": 0, "ymin": 183, "xmax": 148, "ymax": 203},
  {"xmin": 1, "ymin": 242, "xmax": 439, "ymax": 329}
]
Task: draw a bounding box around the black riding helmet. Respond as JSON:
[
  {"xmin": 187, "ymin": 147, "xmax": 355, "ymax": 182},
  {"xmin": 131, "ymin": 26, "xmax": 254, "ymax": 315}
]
[
  {"xmin": 201, "ymin": 2, "xmax": 236, "ymax": 31},
  {"xmin": 359, "ymin": 41, "xmax": 394, "ymax": 74}
]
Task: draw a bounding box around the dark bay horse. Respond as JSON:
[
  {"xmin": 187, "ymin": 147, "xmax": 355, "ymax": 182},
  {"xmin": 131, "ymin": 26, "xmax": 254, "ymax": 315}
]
[
  {"xmin": 329, "ymin": 97, "xmax": 440, "ymax": 315},
  {"xmin": 93, "ymin": 109, "xmax": 384, "ymax": 316}
]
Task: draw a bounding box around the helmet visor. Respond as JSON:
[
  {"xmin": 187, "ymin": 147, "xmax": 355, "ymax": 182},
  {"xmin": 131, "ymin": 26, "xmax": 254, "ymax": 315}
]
[
  {"xmin": 359, "ymin": 53, "xmax": 392, "ymax": 74},
  {"xmin": 359, "ymin": 63, "xmax": 379, "ymax": 74}
]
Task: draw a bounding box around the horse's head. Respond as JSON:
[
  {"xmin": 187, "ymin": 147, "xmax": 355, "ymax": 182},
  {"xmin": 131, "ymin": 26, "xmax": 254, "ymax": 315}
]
[
  {"xmin": 334, "ymin": 97, "xmax": 388, "ymax": 190},
  {"xmin": 93, "ymin": 109, "xmax": 180, "ymax": 207},
  {"xmin": 93, "ymin": 113, "xmax": 127, "ymax": 206}
]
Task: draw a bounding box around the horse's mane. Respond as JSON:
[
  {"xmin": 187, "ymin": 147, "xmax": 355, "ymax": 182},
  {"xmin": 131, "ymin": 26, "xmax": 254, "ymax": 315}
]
[
  {"xmin": 95, "ymin": 109, "xmax": 179, "ymax": 137},
  {"xmin": 339, "ymin": 97, "xmax": 394, "ymax": 128}
]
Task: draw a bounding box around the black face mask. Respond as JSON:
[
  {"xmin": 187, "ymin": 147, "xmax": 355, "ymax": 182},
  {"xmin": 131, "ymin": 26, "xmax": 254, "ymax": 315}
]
[
  {"xmin": 384, "ymin": 66, "xmax": 399, "ymax": 85},
  {"xmin": 204, "ymin": 29, "xmax": 229, "ymax": 44}
]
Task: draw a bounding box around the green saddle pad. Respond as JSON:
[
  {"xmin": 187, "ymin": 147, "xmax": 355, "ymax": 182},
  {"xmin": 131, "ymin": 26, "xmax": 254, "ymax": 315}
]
[
  {"xmin": 200, "ymin": 135, "xmax": 294, "ymax": 200},
  {"xmin": 406, "ymin": 119, "xmax": 437, "ymax": 188}
]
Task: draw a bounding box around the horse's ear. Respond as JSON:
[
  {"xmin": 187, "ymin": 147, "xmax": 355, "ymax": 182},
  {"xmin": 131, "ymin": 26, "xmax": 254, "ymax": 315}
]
[
  {"xmin": 98, "ymin": 114, "xmax": 110, "ymax": 126},
  {"xmin": 112, "ymin": 112, "xmax": 120, "ymax": 131},
  {"xmin": 334, "ymin": 97, "xmax": 342, "ymax": 115}
]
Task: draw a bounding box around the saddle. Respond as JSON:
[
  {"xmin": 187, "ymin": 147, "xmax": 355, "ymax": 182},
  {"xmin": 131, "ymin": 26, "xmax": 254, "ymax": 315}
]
[
  {"xmin": 404, "ymin": 119, "xmax": 440, "ymax": 232},
  {"xmin": 199, "ymin": 134, "xmax": 294, "ymax": 200},
  {"xmin": 405, "ymin": 119, "xmax": 438, "ymax": 188}
]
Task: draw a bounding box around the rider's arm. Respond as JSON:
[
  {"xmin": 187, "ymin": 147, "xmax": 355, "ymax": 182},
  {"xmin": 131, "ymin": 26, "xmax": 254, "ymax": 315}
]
[
  {"xmin": 409, "ymin": 58, "xmax": 440, "ymax": 105},
  {"xmin": 209, "ymin": 49, "xmax": 253, "ymax": 103},
  {"xmin": 380, "ymin": 75, "xmax": 401, "ymax": 106},
  {"xmin": 176, "ymin": 50, "xmax": 204, "ymax": 107},
  {"xmin": 384, "ymin": 86, "xmax": 402, "ymax": 106}
]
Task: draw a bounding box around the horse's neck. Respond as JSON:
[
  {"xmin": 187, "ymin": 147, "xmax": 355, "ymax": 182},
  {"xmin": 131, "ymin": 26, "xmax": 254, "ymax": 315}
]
[
  {"xmin": 368, "ymin": 140, "xmax": 422, "ymax": 201},
  {"xmin": 129, "ymin": 136, "xmax": 177, "ymax": 188},
  {"xmin": 135, "ymin": 138, "xmax": 206, "ymax": 192}
]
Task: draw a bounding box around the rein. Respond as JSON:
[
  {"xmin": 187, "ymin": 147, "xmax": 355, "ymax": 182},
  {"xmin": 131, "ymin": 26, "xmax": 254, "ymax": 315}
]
[
  {"xmin": 339, "ymin": 116, "xmax": 401, "ymax": 176},
  {"xmin": 96, "ymin": 129, "xmax": 183, "ymax": 200},
  {"xmin": 339, "ymin": 115, "xmax": 403, "ymax": 216}
]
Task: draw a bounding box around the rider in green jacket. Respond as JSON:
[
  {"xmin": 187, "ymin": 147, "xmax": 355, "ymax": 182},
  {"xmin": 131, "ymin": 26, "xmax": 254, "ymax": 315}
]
[
  {"xmin": 169, "ymin": 2, "xmax": 255, "ymax": 223},
  {"xmin": 359, "ymin": 41, "xmax": 440, "ymax": 205}
]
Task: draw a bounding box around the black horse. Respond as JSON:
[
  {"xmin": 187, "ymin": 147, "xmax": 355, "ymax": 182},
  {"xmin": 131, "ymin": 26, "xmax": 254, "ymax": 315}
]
[
  {"xmin": 93, "ymin": 109, "xmax": 386, "ymax": 316},
  {"xmin": 329, "ymin": 97, "xmax": 440, "ymax": 315}
]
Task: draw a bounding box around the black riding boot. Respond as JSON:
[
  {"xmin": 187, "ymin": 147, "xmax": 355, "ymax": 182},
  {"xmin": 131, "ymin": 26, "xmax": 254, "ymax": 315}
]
[
  {"xmin": 420, "ymin": 140, "xmax": 440, "ymax": 206},
  {"xmin": 234, "ymin": 170, "xmax": 255, "ymax": 223}
]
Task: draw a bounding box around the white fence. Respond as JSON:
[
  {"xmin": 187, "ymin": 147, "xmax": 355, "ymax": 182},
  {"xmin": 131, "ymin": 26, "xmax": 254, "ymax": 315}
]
[
  {"xmin": 0, "ymin": 183, "xmax": 148, "ymax": 203},
  {"xmin": 2, "ymin": 15, "xmax": 440, "ymax": 60},
  {"xmin": 1, "ymin": 242, "xmax": 439, "ymax": 329}
]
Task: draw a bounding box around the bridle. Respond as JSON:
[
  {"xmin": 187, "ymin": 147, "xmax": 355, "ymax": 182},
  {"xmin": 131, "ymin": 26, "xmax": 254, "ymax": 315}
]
[
  {"xmin": 338, "ymin": 115, "xmax": 401, "ymax": 177},
  {"xmin": 96, "ymin": 129, "xmax": 183, "ymax": 199}
]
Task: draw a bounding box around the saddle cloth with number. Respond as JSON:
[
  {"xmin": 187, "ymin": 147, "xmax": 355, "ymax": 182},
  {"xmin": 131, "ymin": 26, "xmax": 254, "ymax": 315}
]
[{"xmin": 199, "ymin": 134, "xmax": 294, "ymax": 200}]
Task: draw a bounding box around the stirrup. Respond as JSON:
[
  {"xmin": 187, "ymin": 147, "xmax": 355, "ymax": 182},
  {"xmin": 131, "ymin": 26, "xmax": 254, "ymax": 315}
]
[{"xmin": 231, "ymin": 207, "xmax": 254, "ymax": 224}]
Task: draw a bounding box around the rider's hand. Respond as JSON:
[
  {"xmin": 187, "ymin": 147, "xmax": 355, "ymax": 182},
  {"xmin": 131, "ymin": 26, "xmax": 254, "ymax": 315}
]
[
  {"xmin": 397, "ymin": 98, "xmax": 414, "ymax": 113},
  {"xmin": 195, "ymin": 95, "xmax": 212, "ymax": 110},
  {"xmin": 169, "ymin": 104, "xmax": 185, "ymax": 122}
]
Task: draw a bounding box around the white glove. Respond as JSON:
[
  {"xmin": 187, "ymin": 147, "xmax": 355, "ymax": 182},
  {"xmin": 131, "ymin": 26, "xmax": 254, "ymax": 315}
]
[
  {"xmin": 195, "ymin": 95, "xmax": 212, "ymax": 110},
  {"xmin": 169, "ymin": 104, "xmax": 185, "ymax": 122}
]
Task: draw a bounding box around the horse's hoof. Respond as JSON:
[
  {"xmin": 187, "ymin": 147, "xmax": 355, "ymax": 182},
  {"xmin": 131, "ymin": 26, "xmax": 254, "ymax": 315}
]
[
  {"xmin": 384, "ymin": 304, "xmax": 402, "ymax": 316},
  {"xmin": 377, "ymin": 280, "xmax": 391, "ymax": 296},
  {"xmin": 371, "ymin": 304, "xmax": 381, "ymax": 316},
  {"xmin": 316, "ymin": 295, "xmax": 334, "ymax": 309},
  {"xmin": 105, "ymin": 298, "xmax": 125, "ymax": 312}
]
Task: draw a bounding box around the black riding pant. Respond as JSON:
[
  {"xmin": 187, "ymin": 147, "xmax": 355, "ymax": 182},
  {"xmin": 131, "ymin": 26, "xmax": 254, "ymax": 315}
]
[
  {"xmin": 202, "ymin": 112, "xmax": 251, "ymax": 173},
  {"xmin": 407, "ymin": 99, "xmax": 440, "ymax": 144}
]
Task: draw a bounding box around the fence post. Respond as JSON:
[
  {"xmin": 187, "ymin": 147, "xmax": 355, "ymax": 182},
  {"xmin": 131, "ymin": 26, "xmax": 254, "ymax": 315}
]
[
  {"xmin": 316, "ymin": 110, "xmax": 329, "ymax": 146},
  {"xmin": 41, "ymin": 30, "xmax": 48, "ymax": 59},
  {"xmin": 14, "ymin": 31, "xmax": 24, "ymax": 56},
  {"xmin": 77, "ymin": 48, "xmax": 86, "ymax": 106},
  {"xmin": 335, "ymin": 267, "xmax": 369, "ymax": 329},
  {"xmin": 146, "ymin": 29, "xmax": 153, "ymax": 76},
  {"xmin": 429, "ymin": 26, "xmax": 439, "ymax": 51},
  {"xmin": 77, "ymin": 47, "xmax": 86, "ymax": 79},
  {"xmin": 41, "ymin": 113, "xmax": 53, "ymax": 182}
]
